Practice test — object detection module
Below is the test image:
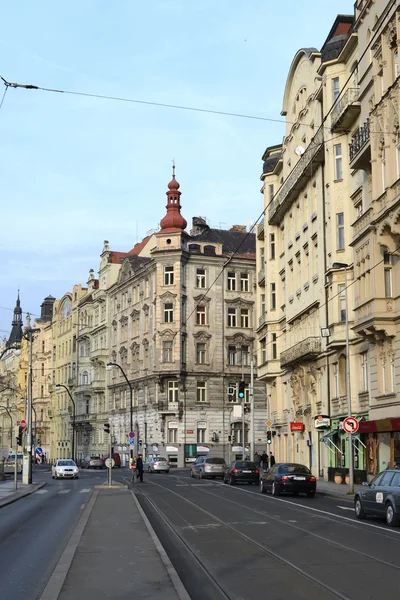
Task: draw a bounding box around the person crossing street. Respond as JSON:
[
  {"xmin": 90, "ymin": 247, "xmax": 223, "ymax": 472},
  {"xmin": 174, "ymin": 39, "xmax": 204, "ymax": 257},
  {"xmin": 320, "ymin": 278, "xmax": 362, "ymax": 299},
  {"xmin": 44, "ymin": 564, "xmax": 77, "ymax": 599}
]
[{"xmin": 136, "ymin": 454, "xmax": 144, "ymax": 483}]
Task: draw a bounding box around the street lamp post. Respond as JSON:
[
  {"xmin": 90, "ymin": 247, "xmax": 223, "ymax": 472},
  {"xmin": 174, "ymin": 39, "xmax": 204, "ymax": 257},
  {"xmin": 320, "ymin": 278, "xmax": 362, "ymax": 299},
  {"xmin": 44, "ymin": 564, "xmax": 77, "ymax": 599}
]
[
  {"xmin": 55, "ymin": 384, "xmax": 76, "ymax": 463},
  {"xmin": 332, "ymin": 262, "xmax": 354, "ymax": 494},
  {"xmin": 106, "ymin": 363, "xmax": 133, "ymax": 458}
]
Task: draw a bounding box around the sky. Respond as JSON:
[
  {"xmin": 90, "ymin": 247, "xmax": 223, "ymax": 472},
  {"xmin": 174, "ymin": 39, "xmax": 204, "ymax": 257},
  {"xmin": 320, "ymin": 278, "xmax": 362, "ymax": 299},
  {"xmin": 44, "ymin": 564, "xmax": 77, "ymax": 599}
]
[{"xmin": 0, "ymin": 0, "xmax": 353, "ymax": 336}]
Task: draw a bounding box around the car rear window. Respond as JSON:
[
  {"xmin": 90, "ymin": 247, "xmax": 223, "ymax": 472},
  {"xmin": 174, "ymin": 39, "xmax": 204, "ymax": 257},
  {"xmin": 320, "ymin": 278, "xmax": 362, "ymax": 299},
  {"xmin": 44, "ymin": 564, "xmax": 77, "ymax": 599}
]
[
  {"xmin": 155, "ymin": 457, "xmax": 167, "ymax": 462},
  {"xmin": 278, "ymin": 464, "xmax": 311, "ymax": 474},
  {"xmin": 235, "ymin": 461, "xmax": 256, "ymax": 468},
  {"xmin": 206, "ymin": 458, "xmax": 226, "ymax": 464}
]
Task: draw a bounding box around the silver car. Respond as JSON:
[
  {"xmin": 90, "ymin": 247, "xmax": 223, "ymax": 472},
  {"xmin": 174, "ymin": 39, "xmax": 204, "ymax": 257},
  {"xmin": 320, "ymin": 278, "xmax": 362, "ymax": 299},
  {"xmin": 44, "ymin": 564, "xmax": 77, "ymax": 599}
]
[
  {"xmin": 143, "ymin": 456, "xmax": 170, "ymax": 473},
  {"xmin": 190, "ymin": 456, "xmax": 226, "ymax": 480},
  {"xmin": 52, "ymin": 459, "xmax": 79, "ymax": 479}
]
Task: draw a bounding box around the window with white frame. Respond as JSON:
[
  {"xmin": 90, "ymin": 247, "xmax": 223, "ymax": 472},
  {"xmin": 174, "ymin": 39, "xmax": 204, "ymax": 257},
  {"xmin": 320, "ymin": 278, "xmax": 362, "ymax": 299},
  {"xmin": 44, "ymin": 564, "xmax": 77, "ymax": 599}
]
[
  {"xmin": 167, "ymin": 381, "xmax": 179, "ymax": 403},
  {"xmin": 240, "ymin": 308, "xmax": 250, "ymax": 328},
  {"xmin": 336, "ymin": 213, "xmax": 345, "ymax": 250},
  {"xmin": 361, "ymin": 352, "xmax": 368, "ymax": 392},
  {"xmin": 384, "ymin": 252, "xmax": 393, "ymax": 298},
  {"xmin": 164, "ymin": 266, "xmax": 174, "ymax": 286},
  {"xmin": 270, "ymin": 282, "xmax": 276, "ymax": 310},
  {"xmin": 390, "ymin": 353, "xmax": 395, "ymax": 393},
  {"xmin": 197, "ymin": 426, "xmax": 206, "ymax": 443},
  {"xmin": 167, "ymin": 423, "xmax": 178, "ymax": 443},
  {"xmin": 196, "ymin": 305, "xmax": 207, "ymax": 325},
  {"xmin": 164, "ymin": 303, "xmax": 174, "ymax": 323},
  {"xmin": 332, "ymin": 77, "xmax": 340, "ymax": 103},
  {"xmin": 162, "ymin": 341, "xmax": 173, "ymax": 363},
  {"xmin": 240, "ymin": 273, "xmax": 249, "ymax": 292},
  {"xmin": 81, "ymin": 370, "xmax": 89, "ymax": 385},
  {"xmin": 381, "ymin": 144, "xmax": 386, "ymax": 191},
  {"xmin": 227, "ymin": 307, "xmax": 237, "ymax": 327},
  {"xmin": 241, "ymin": 345, "xmax": 249, "ymax": 365},
  {"xmin": 334, "ymin": 144, "xmax": 343, "ymax": 180},
  {"xmin": 196, "ymin": 268, "xmax": 206, "ymax": 288},
  {"xmin": 333, "ymin": 363, "xmax": 339, "ymax": 398},
  {"xmin": 394, "ymin": 48, "xmax": 399, "ymax": 79},
  {"xmin": 261, "ymin": 293, "xmax": 266, "ymax": 317},
  {"xmin": 270, "ymin": 233, "xmax": 276, "ymax": 260},
  {"xmin": 228, "ymin": 344, "xmax": 237, "ymax": 365},
  {"xmin": 261, "ymin": 338, "xmax": 267, "ymax": 364},
  {"xmin": 227, "ymin": 272, "xmax": 236, "ymax": 291},
  {"xmin": 271, "ymin": 333, "xmax": 277, "ymax": 360},
  {"xmin": 196, "ymin": 381, "xmax": 207, "ymax": 403},
  {"xmin": 196, "ymin": 342, "xmax": 207, "ymax": 364},
  {"xmin": 338, "ymin": 284, "xmax": 346, "ymax": 322}
]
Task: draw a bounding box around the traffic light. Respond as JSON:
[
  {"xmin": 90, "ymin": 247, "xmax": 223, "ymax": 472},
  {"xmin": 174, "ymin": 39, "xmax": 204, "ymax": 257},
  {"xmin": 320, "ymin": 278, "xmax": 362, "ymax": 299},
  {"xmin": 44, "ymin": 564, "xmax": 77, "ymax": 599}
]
[
  {"xmin": 244, "ymin": 405, "xmax": 251, "ymax": 414},
  {"xmin": 228, "ymin": 435, "xmax": 232, "ymax": 442},
  {"xmin": 16, "ymin": 426, "xmax": 23, "ymax": 446},
  {"xmin": 104, "ymin": 423, "xmax": 110, "ymax": 434},
  {"xmin": 267, "ymin": 431, "xmax": 272, "ymax": 444},
  {"xmin": 238, "ymin": 380, "xmax": 246, "ymax": 399}
]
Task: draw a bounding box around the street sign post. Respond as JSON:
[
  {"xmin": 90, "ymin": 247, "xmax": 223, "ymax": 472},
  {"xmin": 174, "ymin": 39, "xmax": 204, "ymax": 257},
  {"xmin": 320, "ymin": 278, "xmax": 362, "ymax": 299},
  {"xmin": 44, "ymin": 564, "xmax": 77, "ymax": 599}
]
[
  {"xmin": 265, "ymin": 419, "xmax": 273, "ymax": 428},
  {"xmin": 342, "ymin": 416, "xmax": 359, "ymax": 434},
  {"xmin": 35, "ymin": 448, "xmax": 42, "ymax": 455},
  {"xmin": 105, "ymin": 458, "xmax": 115, "ymax": 468},
  {"xmin": 129, "ymin": 438, "xmax": 135, "ymax": 445},
  {"xmin": 129, "ymin": 432, "xmax": 135, "ymax": 439}
]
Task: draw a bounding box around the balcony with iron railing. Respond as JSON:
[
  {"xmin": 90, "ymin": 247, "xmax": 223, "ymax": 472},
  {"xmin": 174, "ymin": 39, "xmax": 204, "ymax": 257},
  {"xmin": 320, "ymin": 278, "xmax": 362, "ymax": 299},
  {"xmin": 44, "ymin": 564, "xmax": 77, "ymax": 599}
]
[
  {"xmin": 331, "ymin": 88, "xmax": 360, "ymax": 131},
  {"xmin": 280, "ymin": 336, "xmax": 321, "ymax": 368},
  {"xmin": 269, "ymin": 127, "xmax": 324, "ymax": 225},
  {"xmin": 349, "ymin": 119, "xmax": 370, "ymax": 170}
]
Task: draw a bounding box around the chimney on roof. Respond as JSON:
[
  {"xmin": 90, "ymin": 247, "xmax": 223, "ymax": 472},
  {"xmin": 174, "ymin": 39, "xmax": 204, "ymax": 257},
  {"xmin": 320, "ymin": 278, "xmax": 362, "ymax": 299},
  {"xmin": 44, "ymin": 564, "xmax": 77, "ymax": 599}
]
[
  {"xmin": 230, "ymin": 225, "xmax": 247, "ymax": 233},
  {"xmin": 190, "ymin": 216, "xmax": 209, "ymax": 236}
]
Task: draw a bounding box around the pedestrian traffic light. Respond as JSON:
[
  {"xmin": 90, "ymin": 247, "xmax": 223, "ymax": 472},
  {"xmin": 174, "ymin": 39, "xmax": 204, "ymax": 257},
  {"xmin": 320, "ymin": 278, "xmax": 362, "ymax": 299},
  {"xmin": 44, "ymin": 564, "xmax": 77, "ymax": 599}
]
[
  {"xmin": 104, "ymin": 423, "xmax": 110, "ymax": 434},
  {"xmin": 244, "ymin": 405, "xmax": 251, "ymax": 414},
  {"xmin": 238, "ymin": 380, "xmax": 246, "ymax": 399},
  {"xmin": 267, "ymin": 431, "xmax": 272, "ymax": 444},
  {"xmin": 16, "ymin": 425, "xmax": 23, "ymax": 446}
]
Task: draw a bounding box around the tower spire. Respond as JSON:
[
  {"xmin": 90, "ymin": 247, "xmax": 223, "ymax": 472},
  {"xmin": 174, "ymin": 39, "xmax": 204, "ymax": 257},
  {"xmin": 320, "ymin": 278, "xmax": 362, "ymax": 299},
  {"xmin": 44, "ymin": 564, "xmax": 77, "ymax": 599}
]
[
  {"xmin": 7, "ymin": 290, "xmax": 24, "ymax": 347},
  {"xmin": 159, "ymin": 165, "xmax": 187, "ymax": 233}
]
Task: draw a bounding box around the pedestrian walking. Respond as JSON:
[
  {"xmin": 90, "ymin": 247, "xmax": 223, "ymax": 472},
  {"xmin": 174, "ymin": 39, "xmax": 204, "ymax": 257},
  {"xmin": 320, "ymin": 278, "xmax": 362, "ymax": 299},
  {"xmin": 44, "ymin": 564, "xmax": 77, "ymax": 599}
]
[
  {"xmin": 269, "ymin": 453, "xmax": 275, "ymax": 467},
  {"xmin": 136, "ymin": 454, "xmax": 144, "ymax": 483},
  {"xmin": 261, "ymin": 452, "xmax": 268, "ymax": 471},
  {"xmin": 130, "ymin": 456, "xmax": 137, "ymax": 484}
]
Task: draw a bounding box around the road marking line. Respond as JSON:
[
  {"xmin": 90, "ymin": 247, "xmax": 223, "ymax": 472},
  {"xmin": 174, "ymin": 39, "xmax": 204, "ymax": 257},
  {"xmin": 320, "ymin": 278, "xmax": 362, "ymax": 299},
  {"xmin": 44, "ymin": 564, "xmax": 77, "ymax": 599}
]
[
  {"xmin": 34, "ymin": 489, "xmax": 48, "ymax": 494},
  {"xmin": 79, "ymin": 488, "xmax": 91, "ymax": 493},
  {"xmin": 176, "ymin": 484, "xmax": 189, "ymax": 487},
  {"xmin": 58, "ymin": 489, "xmax": 71, "ymax": 494},
  {"xmin": 337, "ymin": 506, "xmax": 354, "ymax": 511},
  {"xmin": 80, "ymin": 504, "xmax": 85, "ymax": 510}
]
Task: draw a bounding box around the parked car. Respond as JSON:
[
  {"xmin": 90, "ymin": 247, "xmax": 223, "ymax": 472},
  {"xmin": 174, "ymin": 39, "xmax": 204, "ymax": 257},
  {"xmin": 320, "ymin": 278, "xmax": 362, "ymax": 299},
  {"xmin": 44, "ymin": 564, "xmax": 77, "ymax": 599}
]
[
  {"xmin": 102, "ymin": 453, "xmax": 121, "ymax": 468},
  {"xmin": 52, "ymin": 459, "xmax": 79, "ymax": 479},
  {"xmin": 81, "ymin": 455, "xmax": 104, "ymax": 469},
  {"xmin": 190, "ymin": 456, "xmax": 226, "ymax": 480},
  {"xmin": 143, "ymin": 456, "xmax": 170, "ymax": 473},
  {"xmin": 224, "ymin": 461, "xmax": 260, "ymax": 485},
  {"xmin": 4, "ymin": 453, "xmax": 23, "ymax": 474},
  {"xmin": 354, "ymin": 469, "xmax": 400, "ymax": 527},
  {"xmin": 260, "ymin": 463, "xmax": 316, "ymax": 497}
]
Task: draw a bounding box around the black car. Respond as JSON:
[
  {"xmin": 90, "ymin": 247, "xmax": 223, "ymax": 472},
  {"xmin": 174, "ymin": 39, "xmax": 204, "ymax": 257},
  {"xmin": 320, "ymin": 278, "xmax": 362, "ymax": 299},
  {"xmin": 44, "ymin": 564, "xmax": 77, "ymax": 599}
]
[
  {"xmin": 260, "ymin": 463, "xmax": 316, "ymax": 497},
  {"xmin": 224, "ymin": 461, "xmax": 260, "ymax": 485},
  {"xmin": 354, "ymin": 469, "xmax": 400, "ymax": 527}
]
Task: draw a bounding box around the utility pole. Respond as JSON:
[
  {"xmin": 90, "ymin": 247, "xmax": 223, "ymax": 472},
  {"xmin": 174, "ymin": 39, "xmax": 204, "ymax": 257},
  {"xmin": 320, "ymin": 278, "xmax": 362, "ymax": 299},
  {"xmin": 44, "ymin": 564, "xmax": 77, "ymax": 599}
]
[{"xmin": 250, "ymin": 358, "xmax": 255, "ymax": 462}]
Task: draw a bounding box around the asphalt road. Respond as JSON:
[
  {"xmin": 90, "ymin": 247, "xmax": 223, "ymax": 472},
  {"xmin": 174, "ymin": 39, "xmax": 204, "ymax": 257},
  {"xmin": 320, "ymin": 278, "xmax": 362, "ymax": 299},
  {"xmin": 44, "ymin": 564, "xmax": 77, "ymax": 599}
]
[
  {"xmin": 131, "ymin": 470, "xmax": 400, "ymax": 600},
  {"xmin": 0, "ymin": 468, "xmax": 110, "ymax": 600}
]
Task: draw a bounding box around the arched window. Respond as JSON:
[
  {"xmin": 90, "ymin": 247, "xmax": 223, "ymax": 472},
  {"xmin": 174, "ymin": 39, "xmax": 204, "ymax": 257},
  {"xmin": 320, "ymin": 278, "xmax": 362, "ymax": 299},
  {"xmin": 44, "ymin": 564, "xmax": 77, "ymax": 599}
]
[{"xmin": 81, "ymin": 370, "xmax": 89, "ymax": 385}]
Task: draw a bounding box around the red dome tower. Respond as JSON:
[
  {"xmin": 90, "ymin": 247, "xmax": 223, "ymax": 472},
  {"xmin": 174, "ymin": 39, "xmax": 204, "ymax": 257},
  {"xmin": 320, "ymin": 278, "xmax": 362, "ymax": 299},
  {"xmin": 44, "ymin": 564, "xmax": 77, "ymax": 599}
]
[{"xmin": 159, "ymin": 165, "xmax": 187, "ymax": 233}]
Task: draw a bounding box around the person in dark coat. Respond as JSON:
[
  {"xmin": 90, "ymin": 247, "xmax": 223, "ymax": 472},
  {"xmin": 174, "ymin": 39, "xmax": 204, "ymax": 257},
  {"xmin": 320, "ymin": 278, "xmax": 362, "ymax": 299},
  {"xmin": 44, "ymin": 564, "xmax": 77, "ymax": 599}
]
[
  {"xmin": 136, "ymin": 454, "xmax": 144, "ymax": 482},
  {"xmin": 269, "ymin": 453, "xmax": 276, "ymax": 467},
  {"xmin": 260, "ymin": 452, "xmax": 268, "ymax": 471}
]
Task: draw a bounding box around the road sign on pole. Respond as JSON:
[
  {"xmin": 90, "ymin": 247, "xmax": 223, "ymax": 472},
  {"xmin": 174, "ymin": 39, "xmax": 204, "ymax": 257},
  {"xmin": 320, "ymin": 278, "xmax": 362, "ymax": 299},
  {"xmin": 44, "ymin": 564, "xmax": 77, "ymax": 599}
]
[
  {"xmin": 129, "ymin": 432, "xmax": 135, "ymax": 439},
  {"xmin": 129, "ymin": 438, "xmax": 135, "ymax": 445},
  {"xmin": 265, "ymin": 419, "xmax": 273, "ymax": 428},
  {"xmin": 20, "ymin": 419, "xmax": 27, "ymax": 430},
  {"xmin": 343, "ymin": 417, "xmax": 359, "ymax": 434},
  {"xmin": 35, "ymin": 448, "xmax": 43, "ymax": 455}
]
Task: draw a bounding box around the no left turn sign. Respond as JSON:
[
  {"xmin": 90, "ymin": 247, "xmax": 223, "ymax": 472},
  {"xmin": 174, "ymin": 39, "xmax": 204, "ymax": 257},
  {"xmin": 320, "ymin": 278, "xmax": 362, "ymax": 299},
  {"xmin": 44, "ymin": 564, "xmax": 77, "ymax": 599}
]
[{"xmin": 342, "ymin": 416, "xmax": 359, "ymax": 434}]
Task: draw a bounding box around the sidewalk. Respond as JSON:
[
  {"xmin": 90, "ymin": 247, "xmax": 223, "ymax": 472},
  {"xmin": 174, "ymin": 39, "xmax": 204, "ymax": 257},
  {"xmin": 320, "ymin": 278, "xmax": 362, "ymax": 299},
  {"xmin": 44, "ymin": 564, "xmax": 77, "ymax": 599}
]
[
  {"xmin": 40, "ymin": 487, "xmax": 188, "ymax": 600},
  {"xmin": 317, "ymin": 479, "xmax": 363, "ymax": 498},
  {"xmin": 0, "ymin": 479, "xmax": 46, "ymax": 508}
]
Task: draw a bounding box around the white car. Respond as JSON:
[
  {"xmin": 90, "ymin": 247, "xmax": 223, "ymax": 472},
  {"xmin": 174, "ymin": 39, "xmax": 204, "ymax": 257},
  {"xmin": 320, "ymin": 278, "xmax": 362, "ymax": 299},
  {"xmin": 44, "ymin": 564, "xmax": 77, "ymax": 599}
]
[{"xmin": 52, "ymin": 459, "xmax": 79, "ymax": 479}]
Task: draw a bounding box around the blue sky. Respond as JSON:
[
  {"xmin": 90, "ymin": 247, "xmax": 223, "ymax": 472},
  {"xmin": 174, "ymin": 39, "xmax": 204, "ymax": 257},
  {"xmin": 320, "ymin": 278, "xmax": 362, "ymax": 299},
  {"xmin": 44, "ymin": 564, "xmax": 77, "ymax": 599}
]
[{"xmin": 0, "ymin": 0, "xmax": 353, "ymax": 335}]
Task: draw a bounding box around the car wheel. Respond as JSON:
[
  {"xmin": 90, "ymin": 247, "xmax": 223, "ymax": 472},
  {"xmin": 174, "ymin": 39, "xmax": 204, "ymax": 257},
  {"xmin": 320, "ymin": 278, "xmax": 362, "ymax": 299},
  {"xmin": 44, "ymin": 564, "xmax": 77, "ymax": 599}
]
[
  {"xmin": 354, "ymin": 497, "xmax": 366, "ymax": 519},
  {"xmin": 229, "ymin": 475, "xmax": 235, "ymax": 486},
  {"xmin": 385, "ymin": 502, "xmax": 400, "ymax": 527},
  {"xmin": 306, "ymin": 491, "xmax": 315, "ymax": 498},
  {"xmin": 75, "ymin": 476, "xmax": 79, "ymax": 479},
  {"xmin": 260, "ymin": 479, "xmax": 266, "ymax": 494},
  {"xmin": 271, "ymin": 481, "xmax": 280, "ymax": 496}
]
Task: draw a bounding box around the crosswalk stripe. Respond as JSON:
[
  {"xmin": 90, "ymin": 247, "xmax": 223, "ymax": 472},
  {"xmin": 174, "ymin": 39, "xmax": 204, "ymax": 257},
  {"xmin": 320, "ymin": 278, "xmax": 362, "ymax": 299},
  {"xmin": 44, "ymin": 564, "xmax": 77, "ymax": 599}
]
[
  {"xmin": 34, "ymin": 489, "xmax": 48, "ymax": 494},
  {"xmin": 58, "ymin": 489, "xmax": 71, "ymax": 494},
  {"xmin": 79, "ymin": 488, "xmax": 91, "ymax": 493}
]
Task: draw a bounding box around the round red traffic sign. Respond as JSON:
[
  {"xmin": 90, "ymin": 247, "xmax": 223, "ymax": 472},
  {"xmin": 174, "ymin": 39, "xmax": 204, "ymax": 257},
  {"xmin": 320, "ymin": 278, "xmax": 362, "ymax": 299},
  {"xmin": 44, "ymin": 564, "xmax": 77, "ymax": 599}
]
[
  {"xmin": 20, "ymin": 419, "xmax": 27, "ymax": 430},
  {"xmin": 129, "ymin": 432, "xmax": 135, "ymax": 439},
  {"xmin": 342, "ymin": 417, "xmax": 359, "ymax": 434}
]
